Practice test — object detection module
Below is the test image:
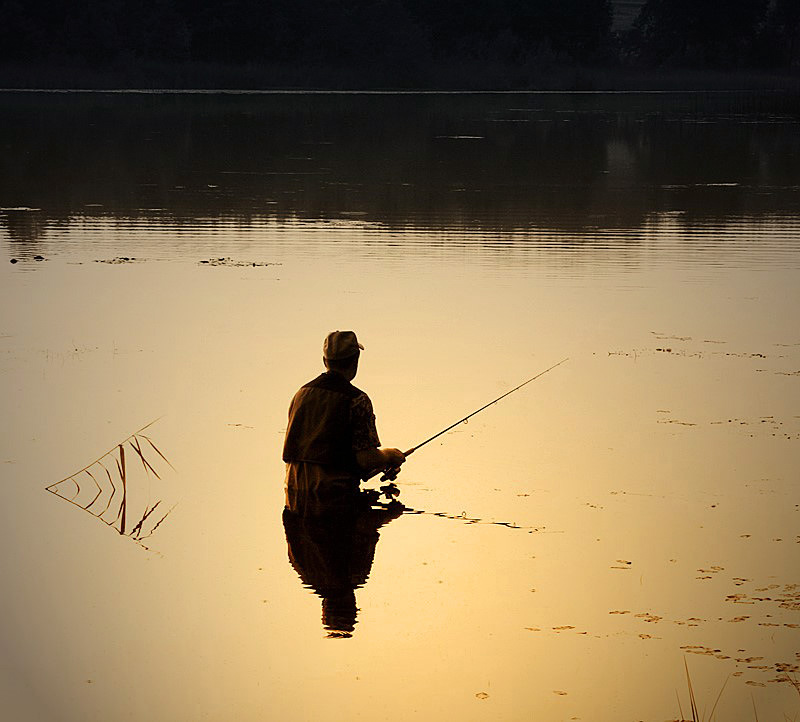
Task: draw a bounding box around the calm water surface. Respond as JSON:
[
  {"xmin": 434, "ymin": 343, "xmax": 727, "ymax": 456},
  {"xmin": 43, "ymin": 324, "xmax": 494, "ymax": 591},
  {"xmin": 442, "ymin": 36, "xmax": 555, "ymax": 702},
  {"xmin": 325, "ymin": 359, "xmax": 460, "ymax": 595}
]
[{"xmin": 1, "ymin": 91, "xmax": 799, "ymax": 721}]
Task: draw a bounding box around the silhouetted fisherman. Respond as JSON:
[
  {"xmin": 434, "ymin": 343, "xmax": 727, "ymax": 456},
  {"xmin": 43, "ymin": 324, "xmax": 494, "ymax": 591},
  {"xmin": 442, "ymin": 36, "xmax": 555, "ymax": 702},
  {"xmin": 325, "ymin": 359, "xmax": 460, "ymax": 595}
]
[{"xmin": 282, "ymin": 330, "xmax": 405, "ymax": 516}]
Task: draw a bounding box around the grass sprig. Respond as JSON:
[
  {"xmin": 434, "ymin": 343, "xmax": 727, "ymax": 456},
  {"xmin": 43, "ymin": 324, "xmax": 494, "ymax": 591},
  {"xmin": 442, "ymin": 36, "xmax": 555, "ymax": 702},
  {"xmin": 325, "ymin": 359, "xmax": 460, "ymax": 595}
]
[
  {"xmin": 45, "ymin": 419, "xmax": 176, "ymax": 546},
  {"xmin": 675, "ymin": 659, "xmax": 729, "ymax": 722}
]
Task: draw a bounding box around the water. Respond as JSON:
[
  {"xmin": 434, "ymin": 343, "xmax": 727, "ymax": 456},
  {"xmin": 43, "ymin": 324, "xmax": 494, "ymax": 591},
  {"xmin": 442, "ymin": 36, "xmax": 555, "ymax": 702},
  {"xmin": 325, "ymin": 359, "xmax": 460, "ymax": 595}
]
[{"xmin": 1, "ymin": 91, "xmax": 799, "ymax": 720}]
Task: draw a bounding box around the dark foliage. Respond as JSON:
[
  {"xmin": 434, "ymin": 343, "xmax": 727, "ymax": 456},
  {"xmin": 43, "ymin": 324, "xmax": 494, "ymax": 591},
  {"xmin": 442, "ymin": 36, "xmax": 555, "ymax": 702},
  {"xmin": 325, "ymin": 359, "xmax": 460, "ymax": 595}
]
[
  {"xmin": 630, "ymin": 0, "xmax": 769, "ymax": 67},
  {"xmin": 0, "ymin": 0, "xmax": 612, "ymax": 68},
  {"xmin": 755, "ymin": 0, "xmax": 800, "ymax": 68},
  {"xmin": 0, "ymin": 0, "xmax": 797, "ymax": 86}
]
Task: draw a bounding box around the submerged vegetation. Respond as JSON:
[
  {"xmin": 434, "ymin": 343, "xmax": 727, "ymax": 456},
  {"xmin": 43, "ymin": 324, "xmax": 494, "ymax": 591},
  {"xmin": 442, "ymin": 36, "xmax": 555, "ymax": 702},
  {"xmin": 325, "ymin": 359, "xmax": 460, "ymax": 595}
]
[
  {"xmin": 0, "ymin": 0, "xmax": 797, "ymax": 89},
  {"xmin": 45, "ymin": 419, "xmax": 176, "ymax": 545}
]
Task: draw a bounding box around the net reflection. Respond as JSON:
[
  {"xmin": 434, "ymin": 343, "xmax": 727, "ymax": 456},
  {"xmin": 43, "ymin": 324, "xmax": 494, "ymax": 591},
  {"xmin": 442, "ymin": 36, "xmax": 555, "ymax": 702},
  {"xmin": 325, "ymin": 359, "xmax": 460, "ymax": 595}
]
[{"xmin": 282, "ymin": 488, "xmax": 404, "ymax": 638}]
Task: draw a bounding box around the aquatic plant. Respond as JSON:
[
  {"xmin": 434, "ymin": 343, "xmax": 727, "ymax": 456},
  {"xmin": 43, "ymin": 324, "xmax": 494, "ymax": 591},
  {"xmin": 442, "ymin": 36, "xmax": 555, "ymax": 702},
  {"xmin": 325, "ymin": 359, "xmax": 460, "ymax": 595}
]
[
  {"xmin": 45, "ymin": 419, "xmax": 176, "ymax": 544},
  {"xmin": 673, "ymin": 661, "xmax": 800, "ymax": 721},
  {"xmin": 675, "ymin": 658, "xmax": 728, "ymax": 722},
  {"xmin": 779, "ymin": 672, "xmax": 800, "ymax": 698}
]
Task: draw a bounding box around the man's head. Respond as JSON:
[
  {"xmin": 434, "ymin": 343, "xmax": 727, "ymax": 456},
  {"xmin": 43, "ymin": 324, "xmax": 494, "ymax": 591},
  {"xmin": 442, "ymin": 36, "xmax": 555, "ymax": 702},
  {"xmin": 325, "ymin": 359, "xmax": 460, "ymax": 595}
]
[{"xmin": 323, "ymin": 330, "xmax": 363, "ymax": 380}]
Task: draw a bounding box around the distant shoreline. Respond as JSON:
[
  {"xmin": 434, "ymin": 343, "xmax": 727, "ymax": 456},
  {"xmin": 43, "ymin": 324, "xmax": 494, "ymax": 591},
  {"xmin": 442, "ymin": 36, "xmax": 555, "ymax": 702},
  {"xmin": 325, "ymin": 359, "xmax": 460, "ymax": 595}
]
[
  {"xmin": 2, "ymin": 87, "xmax": 799, "ymax": 96},
  {"xmin": 1, "ymin": 62, "xmax": 798, "ymax": 93}
]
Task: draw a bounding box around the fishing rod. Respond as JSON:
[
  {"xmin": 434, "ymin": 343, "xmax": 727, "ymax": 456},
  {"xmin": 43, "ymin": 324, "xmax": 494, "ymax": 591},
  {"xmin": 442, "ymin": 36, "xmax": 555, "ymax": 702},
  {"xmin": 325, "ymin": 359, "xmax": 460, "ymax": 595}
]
[{"xmin": 368, "ymin": 357, "xmax": 569, "ymax": 483}]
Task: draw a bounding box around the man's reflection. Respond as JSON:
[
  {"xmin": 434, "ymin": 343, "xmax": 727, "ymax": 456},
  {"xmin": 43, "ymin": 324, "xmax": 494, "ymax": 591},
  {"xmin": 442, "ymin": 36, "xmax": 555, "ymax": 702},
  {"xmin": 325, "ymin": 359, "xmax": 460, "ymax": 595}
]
[{"xmin": 283, "ymin": 487, "xmax": 403, "ymax": 638}]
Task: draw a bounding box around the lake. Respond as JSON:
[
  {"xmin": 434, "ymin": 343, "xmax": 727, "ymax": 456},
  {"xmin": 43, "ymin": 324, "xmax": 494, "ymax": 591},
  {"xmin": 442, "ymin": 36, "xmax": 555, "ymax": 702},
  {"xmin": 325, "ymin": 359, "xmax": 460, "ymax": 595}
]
[{"xmin": 1, "ymin": 90, "xmax": 799, "ymax": 721}]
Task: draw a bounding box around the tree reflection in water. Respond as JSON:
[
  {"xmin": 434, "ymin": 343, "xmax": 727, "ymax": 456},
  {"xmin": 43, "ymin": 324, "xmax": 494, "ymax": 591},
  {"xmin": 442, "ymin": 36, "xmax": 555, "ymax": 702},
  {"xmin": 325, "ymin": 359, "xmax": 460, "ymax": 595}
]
[{"xmin": 282, "ymin": 488, "xmax": 404, "ymax": 638}]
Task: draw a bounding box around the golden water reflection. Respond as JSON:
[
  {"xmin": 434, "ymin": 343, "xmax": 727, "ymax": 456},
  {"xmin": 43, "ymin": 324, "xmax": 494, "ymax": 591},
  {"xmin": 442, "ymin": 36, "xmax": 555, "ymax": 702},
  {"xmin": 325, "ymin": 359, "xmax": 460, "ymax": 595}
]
[
  {"xmin": 1, "ymin": 91, "xmax": 799, "ymax": 721},
  {"xmin": 1, "ymin": 244, "xmax": 798, "ymax": 720}
]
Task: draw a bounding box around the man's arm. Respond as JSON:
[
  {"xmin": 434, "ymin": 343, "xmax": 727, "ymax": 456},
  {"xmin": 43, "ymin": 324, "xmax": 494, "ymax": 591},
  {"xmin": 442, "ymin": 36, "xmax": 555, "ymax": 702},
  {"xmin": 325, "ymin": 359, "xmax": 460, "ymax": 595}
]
[
  {"xmin": 355, "ymin": 446, "xmax": 405, "ymax": 472},
  {"xmin": 351, "ymin": 393, "xmax": 405, "ymax": 472}
]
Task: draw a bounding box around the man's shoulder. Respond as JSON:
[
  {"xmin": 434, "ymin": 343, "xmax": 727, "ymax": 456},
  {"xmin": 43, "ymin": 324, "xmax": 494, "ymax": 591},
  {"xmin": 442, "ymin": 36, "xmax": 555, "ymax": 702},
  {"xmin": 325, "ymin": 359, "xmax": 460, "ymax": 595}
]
[
  {"xmin": 350, "ymin": 389, "xmax": 372, "ymax": 409},
  {"xmin": 301, "ymin": 372, "xmax": 364, "ymax": 399},
  {"xmin": 300, "ymin": 372, "xmax": 329, "ymax": 390},
  {"xmin": 349, "ymin": 383, "xmax": 368, "ymax": 398}
]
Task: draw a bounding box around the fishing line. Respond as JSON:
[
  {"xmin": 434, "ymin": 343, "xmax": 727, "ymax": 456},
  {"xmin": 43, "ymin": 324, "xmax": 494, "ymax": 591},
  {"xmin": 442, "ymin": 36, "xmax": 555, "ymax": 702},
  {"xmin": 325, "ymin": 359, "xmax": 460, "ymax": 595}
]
[{"xmin": 370, "ymin": 357, "xmax": 569, "ymax": 481}]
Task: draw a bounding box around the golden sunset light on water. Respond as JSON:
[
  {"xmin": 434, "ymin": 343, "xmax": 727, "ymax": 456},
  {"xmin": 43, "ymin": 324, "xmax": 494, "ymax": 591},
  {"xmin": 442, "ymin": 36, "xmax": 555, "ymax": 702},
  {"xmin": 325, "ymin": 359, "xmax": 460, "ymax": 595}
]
[{"xmin": 2, "ymin": 32, "xmax": 800, "ymax": 721}]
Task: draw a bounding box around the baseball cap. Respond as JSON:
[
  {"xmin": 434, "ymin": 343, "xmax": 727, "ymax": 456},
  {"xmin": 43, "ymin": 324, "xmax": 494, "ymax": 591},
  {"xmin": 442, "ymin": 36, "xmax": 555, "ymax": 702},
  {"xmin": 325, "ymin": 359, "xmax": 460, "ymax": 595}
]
[{"xmin": 323, "ymin": 330, "xmax": 364, "ymax": 360}]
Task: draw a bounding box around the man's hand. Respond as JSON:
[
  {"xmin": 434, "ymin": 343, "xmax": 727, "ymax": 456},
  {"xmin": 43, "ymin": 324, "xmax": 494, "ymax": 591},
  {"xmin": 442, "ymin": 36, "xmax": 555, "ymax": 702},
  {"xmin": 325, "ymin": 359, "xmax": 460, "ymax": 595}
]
[
  {"xmin": 380, "ymin": 447, "xmax": 406, "ymax": 467},
  {"xmin": 377, "ymin": 448, "xmax": 405, "ymax": 482},
  {"xmin": 356, "ymin": 446, "xmax": 406, "ymax": 475}
]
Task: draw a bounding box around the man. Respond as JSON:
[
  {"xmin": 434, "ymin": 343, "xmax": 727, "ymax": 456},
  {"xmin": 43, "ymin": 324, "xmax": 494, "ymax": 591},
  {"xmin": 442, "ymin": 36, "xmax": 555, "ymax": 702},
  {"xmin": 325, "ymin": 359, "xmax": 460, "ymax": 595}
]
[{"xmin": 282, "ymin": 330, "xmax": 405, "ymax": 514}]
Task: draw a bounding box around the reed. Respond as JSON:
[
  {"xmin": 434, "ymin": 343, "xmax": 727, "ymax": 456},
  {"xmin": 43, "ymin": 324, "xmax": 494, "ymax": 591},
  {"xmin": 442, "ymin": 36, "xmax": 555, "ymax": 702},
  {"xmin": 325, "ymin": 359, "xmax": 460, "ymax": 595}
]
[
  {"xmin": 675, "ymin": 663, "xmax": 800, "ymax": 721},
  {"xmin": 45, "ymin": 419, "xmax": 175, "ymax": 545},
  {"xmin": 782, "ymin": 673, "xmax": 800, "ymax": 698},
  {"xmin": 675, "ymin": 659, "xmax": 728, "ymax": 722}
]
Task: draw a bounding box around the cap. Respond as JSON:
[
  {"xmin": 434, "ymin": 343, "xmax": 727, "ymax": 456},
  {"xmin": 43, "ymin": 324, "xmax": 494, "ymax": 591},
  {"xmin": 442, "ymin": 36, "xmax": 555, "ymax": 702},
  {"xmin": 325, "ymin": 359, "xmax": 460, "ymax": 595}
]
[{"xmin": 323, "ymin": 330, "xmax": 364, "ymax": 360}]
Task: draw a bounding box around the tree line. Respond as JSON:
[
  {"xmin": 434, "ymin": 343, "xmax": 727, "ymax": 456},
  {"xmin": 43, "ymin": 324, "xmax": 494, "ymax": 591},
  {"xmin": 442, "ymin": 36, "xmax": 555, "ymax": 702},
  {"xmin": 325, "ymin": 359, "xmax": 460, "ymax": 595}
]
[{"xmin": 0, "ymin": 0, "xmax": 797, "ymax": 79}]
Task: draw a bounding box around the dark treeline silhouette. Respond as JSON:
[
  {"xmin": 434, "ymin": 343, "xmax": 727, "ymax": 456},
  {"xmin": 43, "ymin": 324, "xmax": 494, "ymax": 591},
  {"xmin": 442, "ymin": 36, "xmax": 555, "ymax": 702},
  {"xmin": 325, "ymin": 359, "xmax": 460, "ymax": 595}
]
[
  {"xmin": 626, "ymin": 0, "xmax": 799, "ymax": 69},
  {"xmin": 0, "ymin": 0, "xmax": 797, "ymax": 87}
]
